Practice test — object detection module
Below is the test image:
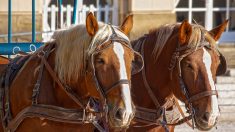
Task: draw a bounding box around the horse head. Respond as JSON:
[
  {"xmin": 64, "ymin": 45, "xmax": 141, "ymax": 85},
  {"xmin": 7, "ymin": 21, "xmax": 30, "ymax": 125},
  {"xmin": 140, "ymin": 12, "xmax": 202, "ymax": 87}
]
[
  {"xmin": 85, "ymin": 13, "xmax": 144, "ymax": 129},
  {"xmin": 171, "ymin": 20, "xmax": 228, "ymax": 130},
  {"xmin": 53, "ymin": 13, "xmax": 143, "ymax": 129}
]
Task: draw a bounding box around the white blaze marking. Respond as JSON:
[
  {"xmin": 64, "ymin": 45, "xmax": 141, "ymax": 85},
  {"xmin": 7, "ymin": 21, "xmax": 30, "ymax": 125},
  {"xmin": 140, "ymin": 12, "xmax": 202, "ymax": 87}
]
[
  {"xmin": 113, "ymin": 42, "xmax": 132, "ymax": 124},
  {"xmin": 202, "ymin": 48, "xmax": 220, "ymax": 126}
]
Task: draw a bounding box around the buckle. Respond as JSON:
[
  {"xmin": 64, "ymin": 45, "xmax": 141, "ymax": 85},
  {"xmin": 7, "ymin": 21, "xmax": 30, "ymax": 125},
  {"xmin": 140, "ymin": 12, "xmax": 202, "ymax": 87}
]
[{"xmin": 37, "ymin": 50, "xmax": 46, "ymax": 57}]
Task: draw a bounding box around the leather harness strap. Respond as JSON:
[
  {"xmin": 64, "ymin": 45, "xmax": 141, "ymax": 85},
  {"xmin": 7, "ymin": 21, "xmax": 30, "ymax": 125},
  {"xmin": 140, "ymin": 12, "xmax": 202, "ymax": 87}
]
[
  {"xmin": 32, "ymin": 43, "xmax": 54, "ymax": 104},
  {"xmin": 40, "ymin": 53, "xmax": 85, "ymax": 109},
  {"xmin": 173, "ymin": 97, "xmax": 193, "ymax": 127},
  {"xmin": 104, "ymin": 79, "xmax": 129, "ymax": 95},
  {"xmin": 1, "ymin": 25, "xmax": 137, "ymax": 132},
  {"xmin": 140, "ymin": 38, "xmax": 161, "ymax": 109},
  {"xmin": 132, "ymin": 36, "xmax": 180, "ymax": 129},
  {"xmin": 187, "ymin": 90, "xmax": 218, "ymax": 104},
  {"xmin": 6, "ymin": 104, "xmax": 100, "ymax": 132}
]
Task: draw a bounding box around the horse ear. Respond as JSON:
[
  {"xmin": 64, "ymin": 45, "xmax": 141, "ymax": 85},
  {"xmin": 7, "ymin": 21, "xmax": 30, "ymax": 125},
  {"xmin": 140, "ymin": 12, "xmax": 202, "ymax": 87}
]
[
  {"xmin": 120, "ymin": 14, "xmax": 133, "ymax": 35},
  {"xmin": 209, "ymin": 19, "xmax": 229, "ymax": 41},
  {"xmin": 178, "ymin": 20, "xmax": 192, "ymax": 45},
  {"xmin": 86, "ymin": 12, "xmax": 99, "ymax": 36}
]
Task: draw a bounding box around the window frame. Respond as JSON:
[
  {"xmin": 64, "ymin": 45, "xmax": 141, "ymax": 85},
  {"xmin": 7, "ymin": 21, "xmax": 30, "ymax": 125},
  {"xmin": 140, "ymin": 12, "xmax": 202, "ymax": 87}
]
[{"xmin": 174, "ymin": 0, "xmax": 235, "ymax": 43}]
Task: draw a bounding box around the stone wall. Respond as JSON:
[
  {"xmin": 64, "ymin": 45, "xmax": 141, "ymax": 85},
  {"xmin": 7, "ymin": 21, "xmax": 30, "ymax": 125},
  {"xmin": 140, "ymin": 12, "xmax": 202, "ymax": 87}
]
[
  {"xmin": 129, "ymin": 13, "xmax": 176, "ymax": 40},
  {"xmin": 0, "ymin": 13, "xmax": 42, "ymax": 43},
  {"xmin": 218, "ymin": 44, "xmax": 235, "ymax": 68}
]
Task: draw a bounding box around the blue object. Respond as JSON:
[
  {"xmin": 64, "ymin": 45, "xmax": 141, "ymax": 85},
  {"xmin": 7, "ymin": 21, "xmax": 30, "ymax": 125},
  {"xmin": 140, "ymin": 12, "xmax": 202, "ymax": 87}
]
[
  {"xmin": 0, "ymin": 0, "xmax": 45, "ymax": 56},
  {"xmin": 32, "ymin": 0, "xmax": 36, "ymax": 43},
  {"xmin": 8, "ymin": 0, "xmax": 12, "ymax": 43},
  {"xmin": 59, "ymin": 0, "xmax": 63, "ymax": 28},
  {"xmin": 72, "ymin": 0, "xmax": 78, "ymax": 24},
  {"xmin": 0, "ymin": 42, "xmax": 44, "ymax": 55}
]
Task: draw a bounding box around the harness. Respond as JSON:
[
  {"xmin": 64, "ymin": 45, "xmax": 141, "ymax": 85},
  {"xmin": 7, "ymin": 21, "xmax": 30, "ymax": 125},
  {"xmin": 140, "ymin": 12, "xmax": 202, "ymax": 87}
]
[
  {"xmin": 132, "ymin": 36, "xmax": 181, "ymax": 131},
  {"xmin": 132, "ymin": 31, "xmax": 219, "ymax": 131},
  {"xmin": 0, "ymin": 25, "xmax": 133, "ymax": 132},
  {"xmin": 168, "ymin": 31, "xmax": 219, "ymax": 129}
]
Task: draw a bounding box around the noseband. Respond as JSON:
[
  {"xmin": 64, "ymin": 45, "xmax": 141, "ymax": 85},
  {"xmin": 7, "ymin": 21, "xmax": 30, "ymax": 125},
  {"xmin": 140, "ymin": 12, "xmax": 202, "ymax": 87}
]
[{"xmin": 169, "ymin": 31, "xmax": 219, "ymax": 128}]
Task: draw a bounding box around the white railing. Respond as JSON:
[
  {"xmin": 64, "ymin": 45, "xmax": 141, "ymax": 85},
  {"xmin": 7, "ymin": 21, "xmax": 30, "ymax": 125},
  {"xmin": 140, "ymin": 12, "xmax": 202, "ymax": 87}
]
[{"xmin": 42, "ymin": 4, "xmax": 118, "ymax": 42}]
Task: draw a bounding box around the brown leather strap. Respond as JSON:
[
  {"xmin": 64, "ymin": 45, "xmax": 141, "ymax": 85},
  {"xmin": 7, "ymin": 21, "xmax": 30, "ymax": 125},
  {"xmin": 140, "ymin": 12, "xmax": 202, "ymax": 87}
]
[
  {"xmin": 104, "ymin": 79, "xmax": 129, "ymax": 95},
  {"xmin": 6, "ymin": 104, "xmax": 98, "ymax": 132},
  {"xmin": 134, "ymin": 98, "xmax": 180, "ymax": 126},
  {"xmin": 41, "ymin": 56, "xmax": 85, "ymax": 109},
  {"xmin": 32, "ymin": 44, "xmax": 54, "ymax": 104},
  {"xmin": 187, "ymin": 90, "xmax": 218, "ymax": 103},
  {"xmin": 174, "ymin": 97, "xmax": 193, "ymax": 128},
  {"xmin": 135, "ymin": 106, "xmax": 162, "ymax": 124},
  {"xmin": 140, "ymin": 38, "xmax": 161, "ymax": 109}
]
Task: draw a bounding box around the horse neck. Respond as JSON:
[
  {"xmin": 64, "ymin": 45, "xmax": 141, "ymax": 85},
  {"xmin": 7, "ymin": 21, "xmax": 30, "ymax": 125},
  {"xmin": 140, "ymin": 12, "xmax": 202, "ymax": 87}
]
[
  {"xmin": 39, "ymin": 48, "xmax": 90, "ymax": 109},
  {"xmin": 132, "ymin": 33, "xmax": 178, "ymax": 108}
]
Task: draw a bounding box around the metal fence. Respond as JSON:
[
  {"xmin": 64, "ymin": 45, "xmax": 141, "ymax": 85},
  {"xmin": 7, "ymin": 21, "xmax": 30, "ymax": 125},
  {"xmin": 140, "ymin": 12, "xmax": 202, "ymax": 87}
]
[
  {"xmin": 0, "ymin": 0, "xmax": 118, "ymax": 55},
  {"xmin": 42, "ymin": 3, "xmax": 118, "ymax": 41}
]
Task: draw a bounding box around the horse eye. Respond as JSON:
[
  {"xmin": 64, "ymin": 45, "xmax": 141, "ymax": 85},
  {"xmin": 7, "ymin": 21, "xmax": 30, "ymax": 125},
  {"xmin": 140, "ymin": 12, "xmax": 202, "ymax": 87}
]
[
  {"xmin": 96, "ymin": 58, "xmax": 105, "ymax": 64},
  {"xmin": 186, "ymin": 63, "xmax": 193, "ymax": 69}
]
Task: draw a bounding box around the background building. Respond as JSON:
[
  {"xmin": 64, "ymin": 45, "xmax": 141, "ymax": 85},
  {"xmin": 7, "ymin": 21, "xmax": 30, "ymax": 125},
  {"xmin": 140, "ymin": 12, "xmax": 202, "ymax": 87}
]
[
  {"xmin": 0, "ymin": 0, "xmax": 43, "ymax": 42},
  {"xmin": 0, "ymin": 0, "xmax": 234, "ymax": 67},
  {"xmin": 0, "ymin": 0, "xmax": 235, "ymax": 130}
]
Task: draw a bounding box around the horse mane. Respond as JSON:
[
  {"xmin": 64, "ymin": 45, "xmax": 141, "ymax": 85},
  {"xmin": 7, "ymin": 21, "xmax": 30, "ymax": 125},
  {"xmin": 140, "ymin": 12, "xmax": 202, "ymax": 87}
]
[
  {"xmin": 51, "ymin": 22, "xmax": 124, "ymax": 83},
  {"xmin": 151, "ymin": 23, "xmax": 206, "ymax": 61}
]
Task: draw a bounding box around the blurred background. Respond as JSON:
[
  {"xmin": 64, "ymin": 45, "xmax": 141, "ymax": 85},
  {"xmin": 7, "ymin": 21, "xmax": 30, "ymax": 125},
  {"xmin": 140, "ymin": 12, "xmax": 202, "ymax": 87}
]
[{"xmin": 0, "ymin": 0, "xmax": 234, "ymax": 131}]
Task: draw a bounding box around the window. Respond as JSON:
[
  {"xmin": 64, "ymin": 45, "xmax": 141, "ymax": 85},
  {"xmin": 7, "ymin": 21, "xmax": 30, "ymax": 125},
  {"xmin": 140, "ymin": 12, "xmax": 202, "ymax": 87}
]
[
  {"xmin": 175, "ymin": 0, "xmax": 206, "ymax": 26},
  {"xmin": 175, "ymin": 0, "xmax": 235, "ymax": 43}
]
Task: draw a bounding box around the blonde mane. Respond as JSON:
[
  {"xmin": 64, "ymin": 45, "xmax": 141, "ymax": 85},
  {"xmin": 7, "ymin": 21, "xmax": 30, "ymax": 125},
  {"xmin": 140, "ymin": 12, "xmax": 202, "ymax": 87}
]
[
  {"xmin": 152, "ymin": 23, "xmax": 206, "ymax": 61},
  {"xmin": 51, "ymin": 23, "xmax": 128, "ymax": 83}
]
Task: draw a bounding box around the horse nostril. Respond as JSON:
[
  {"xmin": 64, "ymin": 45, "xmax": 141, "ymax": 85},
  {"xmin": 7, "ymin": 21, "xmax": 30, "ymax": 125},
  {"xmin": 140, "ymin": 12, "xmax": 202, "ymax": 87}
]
[
  {"xmin": 202, "ymin": 112, "xmax": 210, "ymax": 122},
  {"xmin": 115, "ymin": 108, "xmax": 124, "ymax": 120}
]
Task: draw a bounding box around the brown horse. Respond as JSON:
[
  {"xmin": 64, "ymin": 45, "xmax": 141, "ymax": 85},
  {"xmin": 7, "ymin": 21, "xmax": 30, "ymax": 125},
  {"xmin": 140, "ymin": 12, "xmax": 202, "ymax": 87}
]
[
  {"xmin": 0, "ymin": 56, "xmax": 9, "ymax": 74},
  {"xmin": 0, "ymin": 13, "xmax": 143, "ymax": 131},
  {"xmin": 128, "ymin": 20, "xmax": 228, "ymax": 132},
  {"xmin": 0, "ymin": 56, "xmax": 9, "ymax": 64}
]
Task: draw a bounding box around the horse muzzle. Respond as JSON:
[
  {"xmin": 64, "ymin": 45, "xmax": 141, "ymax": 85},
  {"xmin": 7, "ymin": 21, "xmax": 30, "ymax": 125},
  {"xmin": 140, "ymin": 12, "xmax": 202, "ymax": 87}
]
[
  {"xmin": 108, "ymin": 105, "xmax": 135, "ymax": 129},
  {"xmin": 195, "ymin": 111, "xmax": 220, "ymax": 131}
]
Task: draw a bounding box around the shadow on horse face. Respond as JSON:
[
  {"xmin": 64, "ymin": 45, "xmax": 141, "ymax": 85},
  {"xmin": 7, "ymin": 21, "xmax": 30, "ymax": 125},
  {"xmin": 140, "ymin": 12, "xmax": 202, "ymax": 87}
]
[{"xmin": 173, "ymin": 20, "xmax": 228, "ymax": 130}]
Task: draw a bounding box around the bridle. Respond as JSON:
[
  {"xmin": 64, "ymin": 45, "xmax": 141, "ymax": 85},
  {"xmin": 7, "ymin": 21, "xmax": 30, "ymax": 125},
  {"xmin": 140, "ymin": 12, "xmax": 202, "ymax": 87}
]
[
  {"xmin": 132, "ymin": 30, "xmax": 220, "ymax": 131},
  {"xmin": 0, "ymin": 25, "xmax": 135, "ymax": 132},
  {"xmin": 168, "ymin": 31, "xmax": 219, "ymax": 129},
  {"xmin": 89, "ymin": 25, "xmax": 132, "ymax": 102},
  {"xmin": 87, "ymin": 25, "xmax": 136, "ymax": 128}
]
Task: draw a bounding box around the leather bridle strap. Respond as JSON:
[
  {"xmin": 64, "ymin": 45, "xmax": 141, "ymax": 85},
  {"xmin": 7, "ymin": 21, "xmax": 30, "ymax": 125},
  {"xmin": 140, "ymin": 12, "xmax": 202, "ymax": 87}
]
[
  {"xmin": 140, "ymin": 38, "xmax": 161, "ymax": 109},
  {"xmin": 173, "ymin": 97, "xmax": 193, "ymax": 127},
  {"xmin": 104, "ymin": 79, "xmax": 129, "ymax": 95},
  {"xmin": 40, "ymin": 55, "xmax": 85, "ymax": 109},
  {"xmin": 187, "ymin": 90, "xmax": 218, "ymax": 104}
]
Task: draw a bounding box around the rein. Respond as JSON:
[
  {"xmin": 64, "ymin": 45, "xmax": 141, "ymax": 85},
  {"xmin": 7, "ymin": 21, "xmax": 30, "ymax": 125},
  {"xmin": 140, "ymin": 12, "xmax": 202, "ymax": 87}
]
[{"xmin": 132, "ymin": 36, "xmax": 181, "ymax": 131}]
